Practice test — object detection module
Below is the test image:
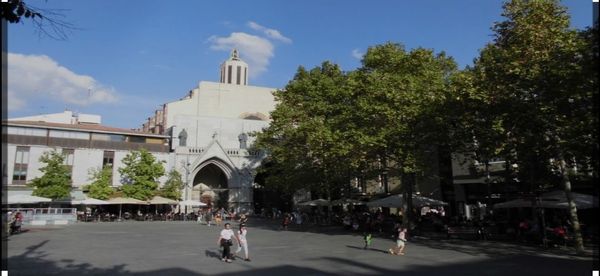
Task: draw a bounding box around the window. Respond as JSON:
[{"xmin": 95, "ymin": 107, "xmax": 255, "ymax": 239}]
[
  {"xmin": 103, "ymin": 151, "xmax": 114, "ymax": 168},
  {"xmin": 12, "ymin": 146, "xmax": 30, "ymax": 184},
  {"xmin": 244, "ymin": 68, "xmax": 247, "ymax": 85},
  {"xmin": 227, "ymin": 65, "xmax": 232, "ymax": 84},
  {"xmin": 128, "ymin": 136, "xmax": 146, "ymax": 143},
  {"xmin": 237, "ymin": 66, "xmax": 241, "ymax": 85},
  {"xmin": 62, "ymin": 148, "xmax": 74, "ymax": 180}
]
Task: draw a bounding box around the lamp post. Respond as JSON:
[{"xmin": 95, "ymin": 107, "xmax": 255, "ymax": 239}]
[{"xmin": 181, "ymin": 159, "xmax": 191, "ymax": 221}]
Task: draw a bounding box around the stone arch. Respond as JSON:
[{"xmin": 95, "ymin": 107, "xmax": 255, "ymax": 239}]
[
  {"xmin": 190, "ymin": 158, "xmax": 234, "ymax": 208},
  {"xmin": 238, "ymin": 112, "xmax": 269, "ymax": 121}
]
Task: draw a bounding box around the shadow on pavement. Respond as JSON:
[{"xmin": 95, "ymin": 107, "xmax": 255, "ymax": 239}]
[
  {"xmin": 7, "ymin": 234, "xmax": 594, "ymax": 276},
  {"xmin": 346, "ymin": 245, "xmax": 389, "ymax": 254}
]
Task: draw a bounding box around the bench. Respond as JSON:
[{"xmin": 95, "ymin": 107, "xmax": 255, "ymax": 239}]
[{"xmin": 447, "ymin": 226, "xmax": 483, "ymax": 239}]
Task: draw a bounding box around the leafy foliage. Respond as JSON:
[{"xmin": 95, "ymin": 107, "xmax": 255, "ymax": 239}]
[
  {"xmin": 159, "ymin": 169, "xmax": 184, "ymax": 201},
  {"xmin": 85, "ymin": 166, "xmax": 115, "ymax": 200},
  {"xmin": 463, "ymin": 0, "xmax": 597, "ymax": 252},
  {"xmin": 30, "ymin": 150, "xmax": 71, "ymax": 199},
  {"xmin": 118, "ymin": 149, "xmax": 166, "ymax": 201}
]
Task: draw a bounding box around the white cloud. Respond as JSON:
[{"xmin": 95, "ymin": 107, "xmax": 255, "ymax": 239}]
[
  {"xmin": 352, "ymin": 49, "xmax": 364, "ymax": 60},
  {"xmin": 208, "ymin": 32, "xmax": 274, "ymax": 78},
  {"xmin": 7, "ymin": 53, "xmax": 118, "ymax": 111},
  {"xmin": 247, "ymin": 21, "xmax": 292, "ymax": 44}
]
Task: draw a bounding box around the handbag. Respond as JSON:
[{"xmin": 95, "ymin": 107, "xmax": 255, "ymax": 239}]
[{"xmin": 221, "ymin": 239, "xmax": 232, "ymax": 246}]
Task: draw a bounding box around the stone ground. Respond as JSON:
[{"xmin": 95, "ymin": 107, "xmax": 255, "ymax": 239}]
[{"xmin": 5, "ymin": 218, "xmax": 596, "ymax": 275}]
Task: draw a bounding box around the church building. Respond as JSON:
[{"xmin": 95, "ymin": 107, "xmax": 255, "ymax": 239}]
[{"xmin": 141, "ymin": 49, "xmax": 277, "ymax": 212}]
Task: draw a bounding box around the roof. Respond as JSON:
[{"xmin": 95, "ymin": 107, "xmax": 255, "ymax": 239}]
[{"xmin": 4, "ymin": 120, "xmax": 169, "ymax": 138}]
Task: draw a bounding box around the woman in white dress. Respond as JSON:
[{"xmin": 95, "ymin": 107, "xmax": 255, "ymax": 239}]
[{"xmin": 235, "ymin": 224, "xmax": 250, "ymax": 261}]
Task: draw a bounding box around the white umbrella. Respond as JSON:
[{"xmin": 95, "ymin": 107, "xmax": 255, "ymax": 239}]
[
  {"xmin": 148, "ymin": 196, "xmax": 178, "ymax": 205},
  {"xmin": 179, "ymin": 199, "xmax": 207, "ymax": 207},
  {"xmin": 72, "ymin": 197, "xmax": 110, "ymax": 205},
  {"xmin": 494, "ymin": 191, "xmax": 598, "ymax": 209},
  {"xmin": 367, "ymin": 194, "xmax": 448, "ymax": 208},
  {"xmin": 331, "ymin": 199, "xmax": 365, "ymax": 205},
  {"xmin": 6, "ymin": 194, "xmax": 52, "ymax": 204},
  {"xmin": 298, "ymin": 199, "xmax": 330, "ymax": 206},
  {"xmin": 106, "ymin": 197, "xmax": 147, "ymax": 220}
]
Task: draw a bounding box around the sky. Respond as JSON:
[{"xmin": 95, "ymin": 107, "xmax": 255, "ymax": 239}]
[{"xmin": 6, "ymin": 0, "xmax": 594, "ymax": 129}]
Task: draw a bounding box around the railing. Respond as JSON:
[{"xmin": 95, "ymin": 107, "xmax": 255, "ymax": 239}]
[
  {"xmin": 184, "ymin": 147, "xmax": 262, "ymax": 157},
  {"xmin": 5, "ymin": 208, "xmax": 78, "ymax": 225}
]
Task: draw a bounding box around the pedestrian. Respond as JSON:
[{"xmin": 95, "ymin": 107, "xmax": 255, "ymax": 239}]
[
  {"xmin": 217, "ymin": 223, "xmax": 235, "ymax": 263},
  {"xmin": 281, "ymin": 213, "xmax": 290, "ymax": 230},
  {"xmin": 389, "ymin": 225, "xmax": 407, "ymax": 255},
  {"xmin": 215, "ymin": 211, "xmax": 222, "ymax": 226},
  {"xmin": 235, "ymin": 224, "xmax": 251, "ymax": 261},
  {"xmin": 205, "ymin": 209, "xmax": 213, "ymax": 226},
  {"xmin": 239, "ymin": 214, "xmax": 248, "ymax": 225},
  {"xmin": 363, "ymin": 232, "xmax": 373, "ymax": 250}
]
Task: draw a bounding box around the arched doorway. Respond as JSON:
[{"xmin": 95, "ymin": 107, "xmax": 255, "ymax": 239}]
[{"xmin": 192, "ymin": 163, "xmax": 229, "ymax": 209}]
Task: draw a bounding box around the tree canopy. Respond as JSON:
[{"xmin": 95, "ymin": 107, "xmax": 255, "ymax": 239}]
[
  {"xmin": 85, "ymin": 166, "xmax": 115, "ymax": 200},
  {"xmin": 30, "ymin": 150, "xmax": 71, "ymax": 199},
  {"xmin": 118, "ymin": 148, "xmax": 166, "ymax": 201},
  {"xmin": 159, "ymin": 169, "xmax": 184, "ymax": 201}
]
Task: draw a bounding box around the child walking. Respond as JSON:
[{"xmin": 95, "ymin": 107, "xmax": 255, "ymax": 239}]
[
  {"xmin": 389, "ymin": 226, "xmax": 407, "ymax": 255},
  {"xmin": 363, "ymin": 232, "xmax": 373, "ymax": 250}
]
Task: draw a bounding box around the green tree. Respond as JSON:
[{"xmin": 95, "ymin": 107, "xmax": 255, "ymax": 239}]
[
  {"xmin": 30, "ymin": 150, "xmax": 71, "ymax": 199},
  {"xmin": 255, "ymin": 62, "xmax": 358, "ymax": 215},
  {"xmin": 159, "ymin": 169, "xmax": 184, "ymax": 201},
  {"xmin": 85, "ymin": 166, "xmax": 115, "ymax": 200},
  {"xmin": 118, "ymin": 148, "xmax": 165, "ymax": 201},
  {"xmin": 468, "ymin": 0, "xmax": 597, "ymax": 252},
  {"xmin": 354, "ymin": 43, "xmax": 458, "ymax": 228}
]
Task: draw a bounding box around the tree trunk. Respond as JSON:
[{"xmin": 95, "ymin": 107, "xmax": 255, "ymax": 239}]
[{"xmin": 558, "ymin": 156, "xmax": 585, "ymax": 253}]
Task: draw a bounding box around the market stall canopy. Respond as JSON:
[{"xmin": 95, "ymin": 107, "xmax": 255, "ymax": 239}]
[
  {"xmin": 148, "ymin": 196, "xmax": 178, "ymax": 205},
  {"xmin": 494, "ymin": 191, "xmax": 598, "ymax": 209},
  {"xmin": 297, "ymin": 199, "xmax": 330, "ymax": 206},
  {"xmin": 6, "ymin": 194, "xmax": 52, "ymax": 204},
  {"xmin": 367, "ymin": 194, "xmax": 448, "ymax": 208},
  {"xmin": 106, "ymin": 197, "xmax": 147, "ymax": 205},
  {"xmin": 72, "ymin": 197, "xmax": 110, "ymax": 205},
  {"xmin": 179, "ymin": 199, "xmax": 207, "ymax": 207},
  {"xmin": 331, "ymin": 199, "xmax": 365, "ymax": 205}
]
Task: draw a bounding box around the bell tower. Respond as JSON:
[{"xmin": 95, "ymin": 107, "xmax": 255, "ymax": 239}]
[{"xmin": 219, "ymin": 49, "xmax": 249, "ymax": 86}]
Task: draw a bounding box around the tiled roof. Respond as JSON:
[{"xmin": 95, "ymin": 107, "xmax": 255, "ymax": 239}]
[{"xmin": 4, "ymin": 120, "xmax": 168, "ymax": 138}]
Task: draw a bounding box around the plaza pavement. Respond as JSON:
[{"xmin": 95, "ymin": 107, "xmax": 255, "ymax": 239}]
[{"xmin": 5, "ymin": 218, "xmax": 596, "ymax": 275}]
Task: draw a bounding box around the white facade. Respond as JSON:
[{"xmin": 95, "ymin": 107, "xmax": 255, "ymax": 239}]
[
  {"xmin": 5, "ymin": 50, "xmax": 276, "ymax": 213},
  {"xmin": 5, "ymin": 144, "xmax": 171, "ymax": 188},
  {"xmin": 160, "ymin": 49, "xmax": 276, "ymax": 213},
  {"xmin": 9, "ymin": 110, "xmax": 101, "ymax": 125}
]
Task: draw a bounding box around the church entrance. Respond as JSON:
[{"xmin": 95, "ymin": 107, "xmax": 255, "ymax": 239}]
[{"xmin": 192, "ymin": 163, "xmax": 229, "ymax": 209}]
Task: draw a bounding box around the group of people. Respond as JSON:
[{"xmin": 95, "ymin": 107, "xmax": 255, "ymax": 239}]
[
  {"xmin": 217, "ymin": 220, "xmax": 250, "ymax": 263},
  {"xmin": 361, "ymin": 222, "xmax": 408, "ymax": 256},
  {"xmin": 200, "ymin": 207, "xmax": 246, "ymax": 227}
]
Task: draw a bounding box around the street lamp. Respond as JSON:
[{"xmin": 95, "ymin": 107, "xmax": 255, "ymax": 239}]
[{"xmin": 181, "ymin": 159, "xmax": 191, "ymax": 220}]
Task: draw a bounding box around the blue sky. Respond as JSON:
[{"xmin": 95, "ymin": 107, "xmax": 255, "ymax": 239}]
[{"xmin": 7, "ymin": 0, "xmax": 594, "ymax": 129}]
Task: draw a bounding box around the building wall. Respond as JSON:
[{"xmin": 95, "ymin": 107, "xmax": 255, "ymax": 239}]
[
  {"xmin": 6, "ymin": 144, "xmax": 172, "ymax": 189},
  {"xmin": 164, "ymin": 81, "xmax": 275, "ymax": 129}
]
